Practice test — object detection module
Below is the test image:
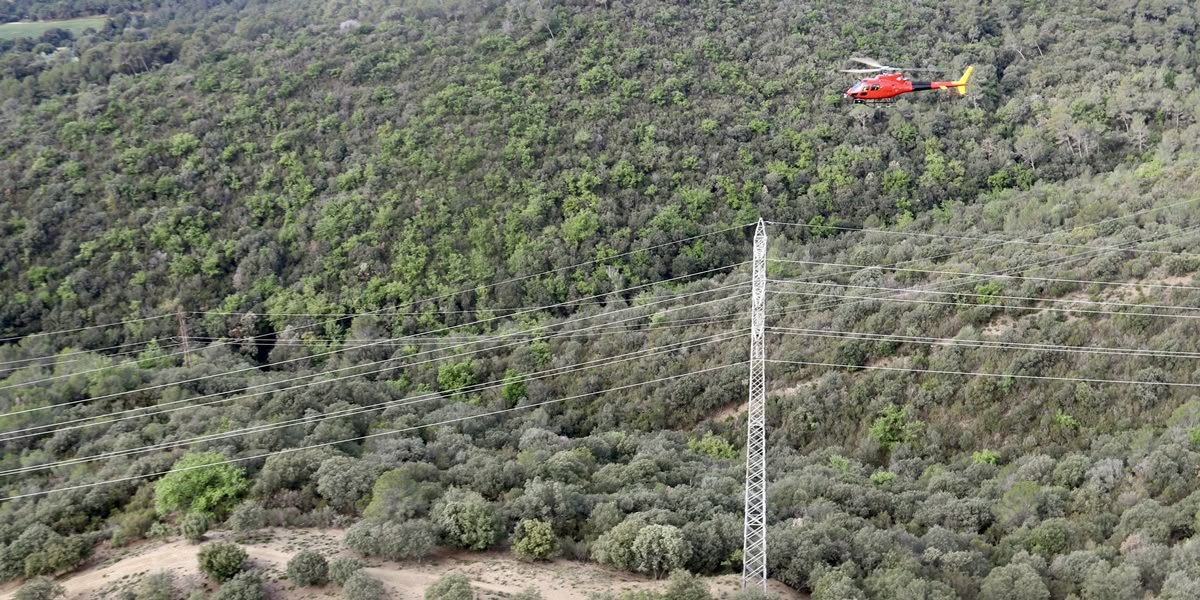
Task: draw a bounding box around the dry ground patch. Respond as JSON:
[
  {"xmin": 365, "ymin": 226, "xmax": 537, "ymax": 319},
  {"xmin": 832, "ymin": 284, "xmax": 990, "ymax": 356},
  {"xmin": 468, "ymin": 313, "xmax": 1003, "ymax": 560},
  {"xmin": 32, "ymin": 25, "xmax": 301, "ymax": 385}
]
[{"xmin": 0, "ymin": 528, "xmax": 804, "ymax": 599}]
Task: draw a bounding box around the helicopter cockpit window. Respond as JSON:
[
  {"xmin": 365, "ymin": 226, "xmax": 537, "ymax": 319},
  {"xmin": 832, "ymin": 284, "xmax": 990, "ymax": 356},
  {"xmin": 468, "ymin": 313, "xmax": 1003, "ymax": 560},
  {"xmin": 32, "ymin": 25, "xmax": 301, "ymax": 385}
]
[{"xmin": 849, "ymin": 82, "xmax": 865, "ymax": 94}]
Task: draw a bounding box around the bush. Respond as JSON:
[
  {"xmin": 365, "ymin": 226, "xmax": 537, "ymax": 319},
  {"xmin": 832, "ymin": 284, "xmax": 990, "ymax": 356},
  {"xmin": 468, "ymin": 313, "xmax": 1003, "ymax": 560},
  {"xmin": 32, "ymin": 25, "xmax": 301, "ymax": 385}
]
[
  {"xmin": 513, "ymin": 519, "xmax": 559, "ymax": 561},
  {"xmin": 632, "ymin": 525, "xmax": 692, "ymax": 579},
  {"xmin": 180, "ymin": 513, "xmax": 210, "ymax": 543},
  {"xmin": 425, "ymin": 573, "xmax": 473, "ymax": 600},
  {"xmin": 979, "ymin": 563, "xmax": 1049, "ymax": 600},
  {"xmin": 137, "ymin": 571, "xmax": 176, "ymax": 600},
  {"xmin": 329, "ymin": 556, "xmax": 366, "ymax": 586},
  {"xmin": 14, "ymin": 577, "xmax": 65, "ymax": 600},
  {"xmin": 432, "ymin": 489, "xmax": 502, "ymax": 550},
  {"xmin": 226, "ymin": 502, "xmax": 265, "ymax": 535},
  {"xmin": 212, "ymin": 571, "xmax": 264, "ymax": 600},
  {"xmin": 662, "ymin": 569, "xmax": 713, "ymax": 600},
  {"xmin": 344, "ymin": 519, "xmax": 438, "ymax": 561},
  {"xmin": 155, "ymin": 452, "xmax": 248, "ymax": 517},
  {"xmin": 198, "ymin": 542, "xmax": 248, "ymax": 582},
  {"xmin": 287, "ymin": 550, "xmax": 329, "ymax": 586},
  {"xmin": 343, "ymin": 571, "xmax": 386, "ymax": 600}
]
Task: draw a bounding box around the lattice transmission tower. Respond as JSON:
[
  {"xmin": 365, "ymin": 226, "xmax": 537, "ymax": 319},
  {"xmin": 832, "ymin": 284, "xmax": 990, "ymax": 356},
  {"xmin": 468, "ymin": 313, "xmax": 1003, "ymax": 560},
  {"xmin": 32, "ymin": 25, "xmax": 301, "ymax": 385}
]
[{"xmin": 742, "ymin": 219, "xmax": 768, "ymax": 591}]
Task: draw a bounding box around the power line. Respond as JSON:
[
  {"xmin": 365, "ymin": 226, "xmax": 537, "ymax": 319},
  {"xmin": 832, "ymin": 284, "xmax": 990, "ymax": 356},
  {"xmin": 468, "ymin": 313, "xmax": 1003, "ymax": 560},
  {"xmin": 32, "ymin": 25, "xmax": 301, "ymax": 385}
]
[
  {"xmin": 768, "ymin": 326, "xmax": 1200, "ymax": 360},
  {"xmin": 2, "ymin": 223, "xmax": 750, "ymax": 373},
  {"xmin": 767, "ymin": 259, "xmax": 1200, "ymax": 293},
  {"xmin": 0, "ymin": 340, "xmax": 185, "ymax": 373},
  {"xmin": 4, "ymin": 331, "xmax": 745, "ymax": 477},
  {"xmin": 765, "ymin": 223, "xmax": 1200, "ymax": 324},
  {"xmin": 188, "ymin": 314, "xmax": 750, "ymax": 345},
  {"xmin": 0, "ymin": 314, "xmax": 175, "ymax": 344},
  {"xmin": 0, "ymin": 262, "xmax": 746, "ymax": 396},
  {"xmin": 768, "ymin": 288, "xmax": 1200, "ymax": 321},
  {"xmin": 767, "ymin": 279, "xmax": 1200, "ymax": 314},
  {"xmin": 0, "ymin": 362, "xmax": 745, "ymax": 502},
  {"xmin": 0, "ymin": 289, "xmax": 749, "ymax": 440},
  {"xmin": 767, "ymin": 358, "xmax": 1200, "ymax": 389}
]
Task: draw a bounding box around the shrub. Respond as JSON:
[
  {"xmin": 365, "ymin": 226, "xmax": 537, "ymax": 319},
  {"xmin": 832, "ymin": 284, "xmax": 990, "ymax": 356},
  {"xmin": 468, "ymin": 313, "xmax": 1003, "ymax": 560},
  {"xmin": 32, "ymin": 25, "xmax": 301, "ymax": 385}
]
[
  {"xmin": 137, "ymin": 571, "xmax": 176, "ymax": 600},
  {"xmin": 226, "ymin": 502, "xmax": 265, "ymax": 535},
  {"xmin": 317, "ymin": 457, "xmax": 384, "ymax": 514},
  {"xmin": 344, "ymin": 519, "xmax": 438, "ymax": 561},
  {"xmin": 212, "ymin": 571, "xmax": 264, "ymax": 600},
  {"xmin": 155, "ymin": 452, "xmax": 248, "ymax": 517},
  {"xmin": 329, "ymin": 556, "xmax": 365, "ymax": 586},
  {"xmin": 287, "ymin": 550, "xmax": 329, "ymax": 586},
  {"xmin": 632, "ymin": 525, "xmax": 692, "ymax": 579},
  {"xmin": 180, "ymin": 513, "xmax": 210, "ymax": 543},
  {"xmin": 431, "ymin": 489, "xmax": 502, "ymax": 550},
  {"xmin": 662, "ymin": 569, "xmax": 713, "ymax": 600},
  {"xmin": 425, "ymin": 573, "xmax": 473, "ymax": 600},
  {"xmin": 512, "ymin": 519, "xmax": 559, "ymax": 561},
  {"xmin": 343, "ymin": 571, "xmax": 386, "ymax": 600},
  {"xmin": 14, "ymin": 577, "xmax": 65, "ymax": 600},
  {"xmin": 979, "ymin": 563, "xmax": 1049, "ymax": 600},
  {"xmin": 198, "ymin": 542, "xmax": 248, "ymax": 582}
]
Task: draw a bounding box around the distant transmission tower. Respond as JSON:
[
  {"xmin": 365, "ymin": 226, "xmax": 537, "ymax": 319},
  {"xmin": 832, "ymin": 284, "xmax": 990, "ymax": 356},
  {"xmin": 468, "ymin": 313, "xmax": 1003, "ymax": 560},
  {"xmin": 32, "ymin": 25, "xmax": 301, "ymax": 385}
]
[
  {"xmin": 742, "ymin": 219, "xmax": 768, "ymax": 591},
  {"xmin": 176, "ymin": 305, "xmax": 191, "ymax": 368}
]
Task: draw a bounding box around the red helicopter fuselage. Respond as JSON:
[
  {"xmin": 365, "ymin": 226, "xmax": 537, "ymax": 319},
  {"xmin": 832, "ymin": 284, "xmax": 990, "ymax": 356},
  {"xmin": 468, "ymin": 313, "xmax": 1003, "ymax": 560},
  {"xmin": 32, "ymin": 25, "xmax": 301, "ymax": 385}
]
[{"xmin": 845, "ymin": 67, "xmax": 973, "ymax": 103}]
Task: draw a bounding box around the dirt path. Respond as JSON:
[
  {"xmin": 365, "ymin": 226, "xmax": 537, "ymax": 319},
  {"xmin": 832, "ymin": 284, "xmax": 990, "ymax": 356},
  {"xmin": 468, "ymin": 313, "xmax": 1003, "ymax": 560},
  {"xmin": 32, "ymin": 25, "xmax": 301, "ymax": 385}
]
[{"xmin": 0, "ymin": 528, "xmax": 804, "ymax": 600}]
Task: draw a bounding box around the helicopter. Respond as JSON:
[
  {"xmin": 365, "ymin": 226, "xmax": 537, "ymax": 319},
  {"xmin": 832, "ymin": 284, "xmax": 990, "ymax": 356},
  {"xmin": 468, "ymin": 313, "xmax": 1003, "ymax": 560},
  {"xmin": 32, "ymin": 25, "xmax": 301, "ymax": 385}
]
[{"xmin": 842, "ymin": 57, "xmax": 973, "ymax": 104}]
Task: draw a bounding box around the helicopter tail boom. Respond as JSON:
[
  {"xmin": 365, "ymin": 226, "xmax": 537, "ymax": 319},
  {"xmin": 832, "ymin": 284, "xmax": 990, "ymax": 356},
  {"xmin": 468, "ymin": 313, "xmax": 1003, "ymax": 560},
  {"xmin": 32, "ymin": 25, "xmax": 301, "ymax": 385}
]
[{"xmin": 954, "ymin": 65, "xmax": 974, "ymax": 95}]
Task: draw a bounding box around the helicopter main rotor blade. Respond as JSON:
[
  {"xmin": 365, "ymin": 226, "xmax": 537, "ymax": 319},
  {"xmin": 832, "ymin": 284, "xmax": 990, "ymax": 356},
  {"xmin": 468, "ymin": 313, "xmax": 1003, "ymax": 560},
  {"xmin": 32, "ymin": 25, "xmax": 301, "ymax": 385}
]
[
  {"xmin": 840, "ymin": 68, "xmax": 883, "ymax": 73},
  {"xmin": 849, "ymin": 57, "xmax": 886, "ymax": 68}
]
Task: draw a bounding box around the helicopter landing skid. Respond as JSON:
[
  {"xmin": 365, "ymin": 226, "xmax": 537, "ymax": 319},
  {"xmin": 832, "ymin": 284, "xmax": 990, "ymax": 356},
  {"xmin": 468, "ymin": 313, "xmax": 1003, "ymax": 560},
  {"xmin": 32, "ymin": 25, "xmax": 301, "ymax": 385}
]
[{"xmin": 854, "ymin": 99, "xmax": 897, "ymax": 106}]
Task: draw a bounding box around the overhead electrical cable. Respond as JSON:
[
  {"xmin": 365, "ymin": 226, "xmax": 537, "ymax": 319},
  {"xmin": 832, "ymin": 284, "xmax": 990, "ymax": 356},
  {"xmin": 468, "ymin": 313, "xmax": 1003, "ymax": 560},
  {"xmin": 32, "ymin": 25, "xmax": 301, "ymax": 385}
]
[
  {"xmin": 768, "ymin": 326, "xmax": 1200, "ymax": 360},
  {"xmin": 768, "ymin": 358, "xmax": 1200, "ymax": 389},
  {"xmin": 1, "ymin": 222, "xmax": 750, "ymax": 376},
  {"xmin": 0, "ymin": 262, "xmax": 746, "ymax": 396},
  {"xmin": 0, "ymin": 361, "xmax": 746, "ymax": 502},
  {"xmin": 767, "ymin": 258, "xmax": 1200, "ymax": 292},
  {"xmin": 0, "ymin": 288, "xmax": 749, "ymax": 440},
  {"xmin": 767, "ymin": 279, "xmax": 1200, "ymax": 314},
  {"xmin": 3, "ymin": 331, "xmax": 745, "ymax": 476}
]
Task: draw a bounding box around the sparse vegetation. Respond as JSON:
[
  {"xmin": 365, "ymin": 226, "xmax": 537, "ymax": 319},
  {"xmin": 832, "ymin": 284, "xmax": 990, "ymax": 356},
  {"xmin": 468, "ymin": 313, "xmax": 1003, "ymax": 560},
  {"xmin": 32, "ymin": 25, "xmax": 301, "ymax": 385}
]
[
  {"xmin": 286, "ymin": 550, "xmax": 328, "ymax": 586},
  {"xmin": 328, "ymin": 556, "xmax": 366, "ymax": 587},
  {"xmin": 342, "ymin": 570, "xmax": 386, "ymax": 600},
  {"xmin": 197, "ymin": 542, "xmax": 247, "ymax": 583}
]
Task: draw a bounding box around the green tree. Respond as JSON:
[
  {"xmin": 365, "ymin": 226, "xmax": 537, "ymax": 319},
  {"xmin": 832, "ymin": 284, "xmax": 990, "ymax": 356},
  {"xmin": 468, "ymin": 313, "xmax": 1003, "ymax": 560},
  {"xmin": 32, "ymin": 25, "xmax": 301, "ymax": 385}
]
[
  {"xmin": 432, "ymin": 489, "xmax": 502, "ymax": 551},
  {"xmin": 343, "ymin": 571, "xmax": 386, "ymax": 600},
  {"xmin": 136, "ymin": 571, "xmax": 176, "ymax": 600},
  {"xmin": 287, "ymin": 550, "xmax": 328, "ymax": 586},
  {"xmin": 979, "ymin": 563, "xmax": 1049, "ymax": 600},
  {"xmin": 329, "ymin": 557, "xmax": 365, "ymax": 587},
  {"xmin": 198, "ymin": 542, "xmax": 247, "ymax": 582},
  {"xmin": 212, "ymin": 571, "xmax": 263, "ymax": 600},
  {"xmin": 180, "ymin": 512, "xmax": 209, "ymax": 543},
  {"xmin": 425, "ymin": 573, "xmax": 473, "ymax": 600},
  {"xmin": 14, "ymin": 578, "xmax": 65, "ymax": 600},
  {"xmin": 512, "ymin": 519, "xmax": 559, "ymax": 561},
  {"xmin": 155, "ymin": 452, "xmax": 248, "ymax": 516},
  {"xmin": 661, "ymin": 569, "xmax": 713, "ymax": 600},
  {"xmin": 632, "ymin": 525, "xmax": 692, "ymax": 579}
]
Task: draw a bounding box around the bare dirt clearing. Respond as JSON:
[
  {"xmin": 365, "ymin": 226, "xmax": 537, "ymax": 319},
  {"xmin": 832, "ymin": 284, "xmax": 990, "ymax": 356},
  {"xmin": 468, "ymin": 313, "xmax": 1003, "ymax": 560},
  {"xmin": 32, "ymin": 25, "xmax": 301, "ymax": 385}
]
[{"xmin": 0, "ymin": 528, "xmax": 804, "ymax": 599}]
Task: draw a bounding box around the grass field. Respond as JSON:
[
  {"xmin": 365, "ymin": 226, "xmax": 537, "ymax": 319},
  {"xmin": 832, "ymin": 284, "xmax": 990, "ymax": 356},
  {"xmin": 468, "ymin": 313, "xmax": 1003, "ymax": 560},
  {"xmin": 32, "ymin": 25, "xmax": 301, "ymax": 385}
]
[{"xmin": 0, "ymin": 16, "xmax": 107, "ymax": 40}]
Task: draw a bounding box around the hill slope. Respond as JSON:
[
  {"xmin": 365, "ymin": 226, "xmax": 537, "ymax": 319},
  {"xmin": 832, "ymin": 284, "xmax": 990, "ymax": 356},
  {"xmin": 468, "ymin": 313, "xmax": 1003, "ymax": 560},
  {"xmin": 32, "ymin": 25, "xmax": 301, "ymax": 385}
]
[{"xmin": 4, "ymin": 1, "xmax": 1200, "ymax": 598}]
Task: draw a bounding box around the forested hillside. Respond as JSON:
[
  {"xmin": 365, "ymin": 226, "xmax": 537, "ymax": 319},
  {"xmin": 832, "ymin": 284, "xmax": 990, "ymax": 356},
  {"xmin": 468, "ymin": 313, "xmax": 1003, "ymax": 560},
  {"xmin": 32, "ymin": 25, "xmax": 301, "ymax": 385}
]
[{"xmin": 4, "ymin": 0, "xmax": 1200, "ymax": 598}]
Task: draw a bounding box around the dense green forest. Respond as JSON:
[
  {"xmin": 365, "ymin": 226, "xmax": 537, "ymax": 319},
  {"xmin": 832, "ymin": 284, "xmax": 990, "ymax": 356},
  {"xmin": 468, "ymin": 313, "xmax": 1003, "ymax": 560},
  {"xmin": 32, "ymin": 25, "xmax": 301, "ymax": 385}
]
[{"xmin": 4, "ymin": 0, "xmax": 1200, "ymax": 597}]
